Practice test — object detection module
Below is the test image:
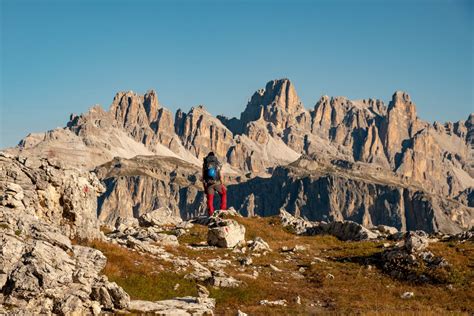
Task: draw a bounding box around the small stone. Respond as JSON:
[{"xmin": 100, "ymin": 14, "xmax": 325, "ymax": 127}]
[
  {"xmin": 269, "ymin": 264, "xmax": 282, "ymax": 272},
  {"xmin": 197, "ymin": 284, "xmax": 210, "ymax": 298},
  {"xmin": 293, "ymin": 245, "xmax": 306, "ymax": 252},
  {"xmin": 313, "ymin": 257, "xmax": 326, "ymax": 263},
  {"xmin": 296, "ymin": 296, "xmax": 301, "ymax": 305},
  {"xmin": 400, "ymin": 292, "xmax": 414, "ymax": 299},
  {"xmin": 248, "ymin": 237, "xmax": 271, "ymax": 252},
  {"xmin": 259, "ymin": 299, "xmax": 287, "ymax": 306},
  {"xmin": 239, "ymin": 257, "xmax": 253, "ymax": 266}
]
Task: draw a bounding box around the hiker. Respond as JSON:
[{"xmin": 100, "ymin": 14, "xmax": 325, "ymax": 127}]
[{"xmin": 202, "ymin": 152, "xmax": 227, "ymax": 216}]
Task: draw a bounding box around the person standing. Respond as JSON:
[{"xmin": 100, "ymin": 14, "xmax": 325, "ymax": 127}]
[{"xmin": 202, "ymin": 152, "xmax": 227, "ymax": 216}]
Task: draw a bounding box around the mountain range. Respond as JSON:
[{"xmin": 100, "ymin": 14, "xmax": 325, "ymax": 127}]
[{"xmin": 6, "ymin": 79, "xmax": 474, "ymax": 233}]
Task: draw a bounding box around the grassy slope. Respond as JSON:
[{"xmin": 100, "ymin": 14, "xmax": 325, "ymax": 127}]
[{"xmin": 88, "ymin": 216, "xmax": 474, "ymax": 315}]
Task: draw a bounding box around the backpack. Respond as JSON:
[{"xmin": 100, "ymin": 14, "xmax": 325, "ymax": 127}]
[{"xmin": 204, "ymin": 156, "xmax": 220, "ymax": 182}]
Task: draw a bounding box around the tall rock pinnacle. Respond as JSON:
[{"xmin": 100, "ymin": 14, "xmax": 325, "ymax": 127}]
[{"xmin": 381, "ymin": 91, "xmax": 420, "ymax": 166}]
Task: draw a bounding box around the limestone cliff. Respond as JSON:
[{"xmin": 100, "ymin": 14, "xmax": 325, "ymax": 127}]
[{"xmin": 95, "ymin": 155, "xmax": 473, "ymax": 234}]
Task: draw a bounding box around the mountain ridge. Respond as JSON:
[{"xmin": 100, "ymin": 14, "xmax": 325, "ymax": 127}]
[{"xmin": 4, "ymin": 78, "xmax": 473, "ymax": 233}]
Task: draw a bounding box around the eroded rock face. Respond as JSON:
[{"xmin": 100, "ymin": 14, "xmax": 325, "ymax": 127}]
[
  {"xmin": 175, "ymin": 105, "xmax": 235, "ymax": 160},
  {"xmin": 0, "ymin": 152, "xmax": 104, "ymax": 240},
  {"xmin": 95, "ymin": 155, "xmax": 204, "ymax": 226},
  {"xmin": 227, "ymin": 156, "xmax": 473, "ymax": 234},
  {"xmin": 95, "ymin": 154, "xmax": 473, "ymax": 234}
]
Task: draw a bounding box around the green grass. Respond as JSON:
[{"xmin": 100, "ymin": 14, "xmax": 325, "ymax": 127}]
[{"xmin": 109, "ymin": 272, "xmax": 198, "ymax": 301}]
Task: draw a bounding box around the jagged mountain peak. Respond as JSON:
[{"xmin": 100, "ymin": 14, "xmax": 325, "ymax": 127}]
[
  {"xmin": 388, "ymin": 91, "xmax": 416, "ymax": 115},
  {"xmin": 260, "ymin": 78, "xmax": 302, "ymax": 111}
]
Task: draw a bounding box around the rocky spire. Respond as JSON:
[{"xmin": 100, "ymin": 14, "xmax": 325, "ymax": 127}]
[
  {"xmin": 143, "ymin": 90, "xmax": 160, "ymax": 123},
  {"xmin": 380, "ymin": 91, "xmax": 419, "ymax": 166},
  {"xmin": 231, "ymin": 79, "xmax": 306, "ymax": 134}
]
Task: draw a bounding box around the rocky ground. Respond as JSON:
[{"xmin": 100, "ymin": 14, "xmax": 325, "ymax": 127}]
[{"xmin": 89, "ymin": 209, "xmax": 473, "ymax": 315}]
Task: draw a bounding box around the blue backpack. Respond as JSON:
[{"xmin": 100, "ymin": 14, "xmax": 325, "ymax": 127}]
[{"xmin": 204, "ymin": 156, "xmax": 219, "ymax": 181}]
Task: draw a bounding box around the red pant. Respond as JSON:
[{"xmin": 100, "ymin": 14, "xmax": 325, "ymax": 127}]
[{"xmin": 205, "ymin": 183, "xmax": 227, "ymax": 216}]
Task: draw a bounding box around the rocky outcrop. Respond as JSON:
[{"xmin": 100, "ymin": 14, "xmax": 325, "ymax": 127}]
[
  {"xmin": 379, "ymin": 231, "xmax": 451, "ymax": 283},
  {"xmin": 279, "ymin": 210, "xmax": 379, "ymax": 241},
  {"xmin": 0, "ymin": 152, "xmax": 104, "ymax": 240},
  {"xmin": 0, "ymin": 205, "xmax": 130, "ymax": 314},
  {"xmin": 138, "ymin": 206, "xmax": 183, "ymax": 227}
]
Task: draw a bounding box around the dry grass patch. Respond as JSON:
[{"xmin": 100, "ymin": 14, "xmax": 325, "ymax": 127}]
[
  {"xmin": 80, "ymin": 216, "xmax": 473, "ymax": 315},
  {"xmin": 85, "ymin": 240, "xmax": 198, "ymax": 301}
]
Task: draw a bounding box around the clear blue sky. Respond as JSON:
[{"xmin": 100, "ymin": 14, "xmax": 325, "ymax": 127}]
[{"xmin": 1, "ymin": 0, "xmax": 472, "ymax": 148}]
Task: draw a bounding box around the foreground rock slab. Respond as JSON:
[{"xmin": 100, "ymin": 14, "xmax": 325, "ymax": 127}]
[{"xmin": 128, "ymin": 297, "xmax": 215, "ymax": 315}]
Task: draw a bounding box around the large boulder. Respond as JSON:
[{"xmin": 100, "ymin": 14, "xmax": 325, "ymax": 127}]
[
  {"xmin": 321, "ymin": 221, "xmax": 379, "ymax": 241},
  {"xmin": 139, "ymin": 206, "xmax": 183, "ymax": 227},
  {"xmin": 279, "ymin": 209, "xmax": 319, "ymax": 235},
  {"xmin": 207, "ymin": 219, "xmax": 245, "ymax": 248}
]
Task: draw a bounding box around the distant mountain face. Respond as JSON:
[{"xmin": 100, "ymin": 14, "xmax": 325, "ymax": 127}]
[
  {"xmin": 11, "ymin": 79, "xmax": 474, "ymax": 195},
  {"xmin": 7, "ymin": 78, "xmax": 474, "ymax": 232}
]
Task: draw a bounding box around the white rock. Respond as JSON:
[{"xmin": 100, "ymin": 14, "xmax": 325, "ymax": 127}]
[
  {"xmin": 377, "ymin": 225, "xmax": 399, "ymax": 235},
  {"xmin": 326, "ymin": 273, "xmax": 335, "ymax": 279},
  {"xmin": 400, "ymin": 292, "xmax": 414, "ymax": 299},
  {"xmin": 248, "ymin": 236, "xmax": 271, "ymax": 252},
  {"xmin": 259, "ymin": 299, "xmax": 287, "ymax": 306},
  {"xmin": 269, "ymin": 264, "xmax": 282, "ymax": 272},
  {"xmin": 128, "ymin": 297, "xmax": 215, "ymax": 315},
  {"xmin": 207, "ymin": 219, "xmax": 246, "ymax": 248},
  {"xmin": 139, "ymin": 206, "xmax": 182, "ymax": 227}
]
